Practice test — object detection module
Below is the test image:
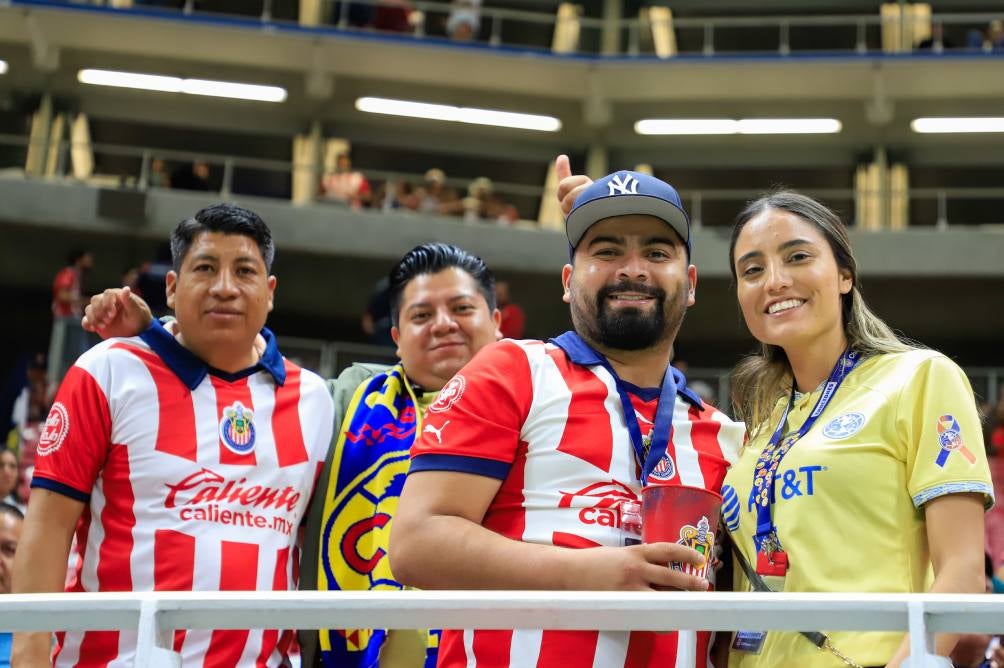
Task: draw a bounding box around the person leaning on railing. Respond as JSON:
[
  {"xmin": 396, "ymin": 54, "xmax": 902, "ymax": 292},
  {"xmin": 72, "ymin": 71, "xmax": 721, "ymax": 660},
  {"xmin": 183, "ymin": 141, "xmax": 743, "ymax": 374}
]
[{"xmin": 554, "ymin": 167, "xmax": 993, "ymax": 668}]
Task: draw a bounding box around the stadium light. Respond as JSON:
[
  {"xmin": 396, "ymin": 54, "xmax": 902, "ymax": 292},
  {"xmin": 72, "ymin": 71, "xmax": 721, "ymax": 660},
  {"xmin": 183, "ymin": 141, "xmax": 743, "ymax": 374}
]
[
  {"xmin": 0, "ymin": 60, "xmax": 8, "ymax": 75},
  {"xmin": 77, "ymin": 69, "xmax": 287, "ymax": 103},
  {"xmin": 635, "ymin": 118, "xmax": 842, "ymax": 135},
  {"xmin": 355, "ymin": 96, "xmax": 562, "ymax": 132},
  {"xmin": 635, "ymin": 119, "xmax": 737, "ymax": 135},
  {"xmin": 911, "ymin": 117, "xmax": 1004, "ymax": 133}
]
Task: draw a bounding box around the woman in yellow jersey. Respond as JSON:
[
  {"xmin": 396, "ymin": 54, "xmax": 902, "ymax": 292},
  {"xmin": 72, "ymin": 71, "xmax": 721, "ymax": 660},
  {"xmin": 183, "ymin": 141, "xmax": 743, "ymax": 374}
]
[{"xmin": 722, "ymin": 191, "xmax": 994, "ymax": 668}]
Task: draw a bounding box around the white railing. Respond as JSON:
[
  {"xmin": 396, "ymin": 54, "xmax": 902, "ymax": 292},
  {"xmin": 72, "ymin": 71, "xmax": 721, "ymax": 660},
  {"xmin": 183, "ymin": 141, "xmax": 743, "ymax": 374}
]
[{"xmin": 2, "ymin": 591, "xmax": 1002, "ymax": 667}]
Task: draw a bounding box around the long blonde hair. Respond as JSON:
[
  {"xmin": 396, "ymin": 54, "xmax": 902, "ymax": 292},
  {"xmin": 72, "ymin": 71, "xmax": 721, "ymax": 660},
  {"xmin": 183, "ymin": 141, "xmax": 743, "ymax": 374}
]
[{"xmin": 728, "ymin": 191, "xmax": 916, "ymax": 433}]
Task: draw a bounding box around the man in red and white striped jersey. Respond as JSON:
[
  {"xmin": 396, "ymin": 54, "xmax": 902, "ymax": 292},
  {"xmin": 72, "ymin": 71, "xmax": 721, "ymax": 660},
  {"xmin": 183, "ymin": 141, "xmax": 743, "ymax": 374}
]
[
  {"xmin": 391, "ymin": 162, "xmax": 744, "ymax": 668},
  {"xmin": 12, "ymin": 204, "xmax": 334, "ymax": 667}
]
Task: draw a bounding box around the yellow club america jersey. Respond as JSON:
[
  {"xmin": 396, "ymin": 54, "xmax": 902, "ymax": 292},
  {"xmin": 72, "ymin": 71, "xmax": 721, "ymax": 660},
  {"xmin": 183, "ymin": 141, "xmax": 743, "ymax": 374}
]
[{"xmin": 723, "ymin": 349, "xmax": 993, "ymax": 668}]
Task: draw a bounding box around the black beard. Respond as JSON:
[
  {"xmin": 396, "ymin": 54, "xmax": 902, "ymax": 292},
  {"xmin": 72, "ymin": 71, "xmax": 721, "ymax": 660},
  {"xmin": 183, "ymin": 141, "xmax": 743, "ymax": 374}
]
[{"xmin": 579, "ymin": 281, "xmax": 669, "ymax": 351}]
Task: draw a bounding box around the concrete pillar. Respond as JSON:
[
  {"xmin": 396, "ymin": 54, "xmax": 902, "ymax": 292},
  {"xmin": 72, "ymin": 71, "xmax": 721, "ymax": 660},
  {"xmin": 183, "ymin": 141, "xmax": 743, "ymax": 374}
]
[
  {"xmin": 600, "ymin": 0, "xmax": 622, "ymax": 55},
  {"xmin": 586, "ymin": 143, "xmax": 608, "ymax": 179}
]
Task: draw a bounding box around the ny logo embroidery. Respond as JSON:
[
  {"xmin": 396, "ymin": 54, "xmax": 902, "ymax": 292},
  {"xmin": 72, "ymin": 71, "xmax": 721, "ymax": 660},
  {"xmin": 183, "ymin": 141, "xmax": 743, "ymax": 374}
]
[
  {"xmin": 607, "ymin": 173, "xmax": 639, "ymax": 196},
  {"xmin": 423, "ymin": 420, "xmax": 450, "ymax": 444}
]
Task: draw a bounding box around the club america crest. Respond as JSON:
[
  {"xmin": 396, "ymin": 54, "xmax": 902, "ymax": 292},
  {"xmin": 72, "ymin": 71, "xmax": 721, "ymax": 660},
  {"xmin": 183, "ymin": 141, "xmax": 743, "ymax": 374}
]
[{"xmin": 219, "ymin": 401, "xmax": 256, "ymax": 454}]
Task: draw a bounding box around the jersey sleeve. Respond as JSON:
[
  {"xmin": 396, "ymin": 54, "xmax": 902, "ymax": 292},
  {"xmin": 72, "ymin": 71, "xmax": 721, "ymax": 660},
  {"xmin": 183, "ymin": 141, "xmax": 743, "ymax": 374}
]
[
  {"xmin": 31, "ymin": 364, "xmax": 113, "ymax": 502},
  {"xmin": 409, "ymin": 340, "xmax": 534, "ymax": 480},
  {"xmin": 52, "ymin": 267, "xmax": 75, "ymax": 293},
  {"xmin": 900, "ymin": 354, "xmax": 994, "ymax": 509}
]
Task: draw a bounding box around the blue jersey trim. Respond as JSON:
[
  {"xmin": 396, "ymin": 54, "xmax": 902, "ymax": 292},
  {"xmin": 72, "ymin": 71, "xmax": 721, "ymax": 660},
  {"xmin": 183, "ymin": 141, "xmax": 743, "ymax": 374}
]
[
  {"xmin": 549, "ymin": 331, "xmax": 703, "ymax": 407},
  {"xmin": 912, "ymin": 481, "xmax": 994, "ymax": 509},
  {"xmin": 409, "ymin": 454, "xmax": 511, "ymax": 480},
  {"xmin": 138, "ymin": 319, "xmax": 285, "ymax": 390},
  {"xmin": 30, "ymin": 476, "xmax": 91, "ymax": 503}
]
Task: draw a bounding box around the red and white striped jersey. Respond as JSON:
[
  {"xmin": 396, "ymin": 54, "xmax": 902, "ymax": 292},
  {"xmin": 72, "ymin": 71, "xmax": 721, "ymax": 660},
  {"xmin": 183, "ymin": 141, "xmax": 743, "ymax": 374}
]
[
  {"xmin": 411, "ymin": 337, "xmax": 744, "ymax": 668},
  {"xmin": 32, "ymin": 322, "xmax": 334, "ymax": 668}
]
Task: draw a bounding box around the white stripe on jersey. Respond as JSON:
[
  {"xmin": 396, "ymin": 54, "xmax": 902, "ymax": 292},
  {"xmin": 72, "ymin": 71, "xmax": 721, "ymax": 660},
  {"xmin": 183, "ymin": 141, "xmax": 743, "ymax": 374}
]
[
  {"xmin": 192, "ymin": 377, "xmax": 220, "ymax": 467},
  {"xmin": 593, "ymin": 632, "xmax": 629, "ymax": 668},
  {"xmin": 180, "ymin": 534, "xmax": 216, "ymax": 663},
  {"xmin": 711, "ymin": 410, "xmax": 744, "ymax": 465},
  {"xmin": 463, "ymin": 629, "xmax": 477, "ymax": 668},
  {"xmin": 520, "ymin": 345, "xmax": 572, "ymax": 545},
  {"xmin": 510, "ymin": 629, "xmax": 543, "ymax": 667},
  {"xmin": 671, "ymin": 397, "xmax": 706, "ymax": 488},
  {"xmin": 675, "ymin": 630, "xmax": 697, "ymax": 668}
]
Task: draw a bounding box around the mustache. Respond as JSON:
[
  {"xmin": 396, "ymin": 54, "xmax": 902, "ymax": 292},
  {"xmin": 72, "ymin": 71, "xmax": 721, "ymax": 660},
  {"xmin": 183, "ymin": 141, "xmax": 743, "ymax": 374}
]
[{"xmin": 596, "ymin": 281, "xmax": 666, "ymax": 302}]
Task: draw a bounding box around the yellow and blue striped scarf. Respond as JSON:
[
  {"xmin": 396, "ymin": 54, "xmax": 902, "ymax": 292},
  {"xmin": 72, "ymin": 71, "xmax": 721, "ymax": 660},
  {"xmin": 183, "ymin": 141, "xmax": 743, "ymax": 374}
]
[{"xmin": 317, "ymin": 364, "xmax": 439, "ymax": 668}]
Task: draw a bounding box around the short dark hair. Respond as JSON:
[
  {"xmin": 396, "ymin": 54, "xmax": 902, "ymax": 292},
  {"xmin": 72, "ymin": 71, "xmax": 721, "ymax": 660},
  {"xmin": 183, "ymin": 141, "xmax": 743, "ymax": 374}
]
[
  {"xmin": 0, "ymin": 502, "xmax": 23, "ymax": 521},
  {"xmin": 388, "ymin": 243, "xmax": 495, "ymax": 327},
  {"xmin": 170, "ymin": 203, "xmax": 275, "ymax": 272},
  {"xmin": 66, "ymin": 249, "xmax": 90, "ymax": 266}
]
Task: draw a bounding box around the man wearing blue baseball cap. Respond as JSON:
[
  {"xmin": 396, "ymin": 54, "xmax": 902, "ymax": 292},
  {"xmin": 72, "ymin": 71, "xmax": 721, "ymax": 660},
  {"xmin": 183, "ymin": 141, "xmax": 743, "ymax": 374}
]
[{"xmin": 392, "ymin": 158, "xmax": 744, "ymax": 667}]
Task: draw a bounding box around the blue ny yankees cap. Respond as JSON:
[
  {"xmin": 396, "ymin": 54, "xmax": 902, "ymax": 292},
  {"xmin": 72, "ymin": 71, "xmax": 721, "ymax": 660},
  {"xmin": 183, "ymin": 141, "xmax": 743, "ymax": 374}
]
[{"xmin": 565, "ymin": 171, "xmax": 691, "ymax": 256}]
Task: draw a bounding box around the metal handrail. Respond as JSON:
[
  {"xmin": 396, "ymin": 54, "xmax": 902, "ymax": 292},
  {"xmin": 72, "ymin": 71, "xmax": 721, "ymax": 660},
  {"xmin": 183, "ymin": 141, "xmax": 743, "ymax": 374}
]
[
  {"xmin": 12, "ymin": 0, "xmax": 1004, "ymax": 56},
  {"xmin": 1, "ymin": 590, "xmax": 1001, "ymax": 667},
  {"xmin": 7, "ymin": 133, "xmax": 1004, "ymax": 228}
]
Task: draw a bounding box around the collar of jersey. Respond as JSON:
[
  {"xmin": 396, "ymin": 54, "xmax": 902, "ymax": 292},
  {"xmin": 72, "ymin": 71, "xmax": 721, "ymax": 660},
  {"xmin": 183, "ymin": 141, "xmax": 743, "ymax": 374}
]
[
  {"xmin": 139, "ymin": 318, "xmax": 286, "ymax": 390},
  {"xmin": 549, "ymin": 330, "xmax": 702, "ymax": 408}
]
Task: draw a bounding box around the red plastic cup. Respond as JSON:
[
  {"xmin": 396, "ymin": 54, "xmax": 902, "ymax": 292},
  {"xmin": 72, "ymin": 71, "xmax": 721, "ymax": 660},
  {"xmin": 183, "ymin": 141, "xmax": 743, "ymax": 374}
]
[{"xmin": 641, "ymin": 484, "xmax": 722, "ymax": 579}]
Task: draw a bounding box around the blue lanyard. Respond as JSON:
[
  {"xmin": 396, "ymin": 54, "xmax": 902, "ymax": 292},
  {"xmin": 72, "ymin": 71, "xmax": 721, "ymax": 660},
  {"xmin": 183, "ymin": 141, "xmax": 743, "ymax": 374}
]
[
  {"xmin": 549, "ymin": 332, "xmax": 679, "ymax": 483},
  {"xmin": 752, "ymin": 350, "xmax": 862, "ymax": 553},
  {"xmin": 599, "ymin": 359, "xmax": 677, "ymax": 484}
]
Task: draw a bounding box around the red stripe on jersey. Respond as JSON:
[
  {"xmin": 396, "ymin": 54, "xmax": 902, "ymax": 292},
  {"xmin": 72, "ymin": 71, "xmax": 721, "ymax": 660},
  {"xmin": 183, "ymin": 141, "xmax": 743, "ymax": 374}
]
[
  {"xmin": 205, "ymin": 541, "xmax": 260, "ymax": 668},
  {"xmin": 212, "ymin": 376, "xmax": 257, "ymax": 466},
  {"xmin": 482, "ymin": 440, "xmax": 529, "ymax": 541},
  {"xmin": 75, "ymin": 631, "xmax": 118, "ymax": 668},
  {"xmin": 537, "ymin": 631, "xmax": 597, "ymax": 668},
  {"xmin": 114, "ymin": 343, "xmax": 198, "ymax": 462},
  {"xmin": 547, "ymin": 348, "xmax": 614, "ymax": 472},
  {"xmin": 96, "ymin": 444, "xmax": 135, "ymax": 589},
  {"xmin": 473, "ymin": 630, "xmax": 514, "ymax": 666},
  {"xmin": 154, "ymin": 530, "xmax": 196, "ymax": 652},
  {"xmin": 624, "ymin": 631, "xmax": 654, "ymax": 668},
  {"xmin": 272, "ymin": 362, "xmax": 308, "ymax": 467},
  {"xmin": 551, "ymin": 532, "xmax": 602, "ymax": 549},
  {"xmin": 113, "ymin": 341, "xmax": 197, "ymax": 462},
  {"xmin": 687, "ymin": 405, "xmax": 729, "ymax": 492},
  {"xmin": 254, "ymin": 547, "xmax": 291, "ymax": 666}
]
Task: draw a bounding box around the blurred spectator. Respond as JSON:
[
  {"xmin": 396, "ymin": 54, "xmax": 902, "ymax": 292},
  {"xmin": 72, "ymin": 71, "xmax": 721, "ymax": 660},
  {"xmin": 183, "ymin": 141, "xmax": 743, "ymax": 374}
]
[
  {"xmin": 0, "ymin": 502, "xmax": 25, "ymax": 666},
  {"xmin": 490, "ymin": 193, "xmax": 520, "ymax": 225},
  {"xmin": 495, "ymin": 280, "xmax": 525, "ymax": 339},
  {"xmin": 916, "ymin": 23, "xmax": 955, "ymax": 51},
  {"xmin": 0, "ymin": 451, "xmax": 21, "ymax": 513},
  {"xmin": 121, "ymin": 266, "xmax": 140, "ymax": 292},
  {"xmin": 321, "ymin": 154, "xmax": 371, "ymax": 210},
  {"xmin": 361, "ymin": 276, "xmax": 394, "ymax": 347},
  {"xmin": 967, "ymin": 19, "xmax": 1004, "ymax": 51},
  {"xmin": 47, "ymin": 250, "xmax": 93, "ymax": 390},
  {"xmin": 689, "ymin": 379, "xmax": 717, "ymax": 407},
  {"xmin": 373, "ymin": 0, "xmax": 415, "ymax": 32},
  {"xmin": 462, "ymin": 176, "xmax": 493, "ymax": 222},
  {"xmin": 417, "ymin": 168, "xmax": 445, "ymax": 214},
  {"xmin": 984, "ymin": 390, "xmax": 1004, "ymax": 573},
  {"xmin": 171, "ymin": 159, "xmax": 211, "ymax": 191},
  {"xmin": 447, "ymin": 0, "xmax": 481, "ymax": 40},
  {"xmin": 148, "ymin": 157, "xmax": 171, "ymax": 189},
  {"xmin": 136, "ymin": 244, "xmax": 173, "ymax": 318}
]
